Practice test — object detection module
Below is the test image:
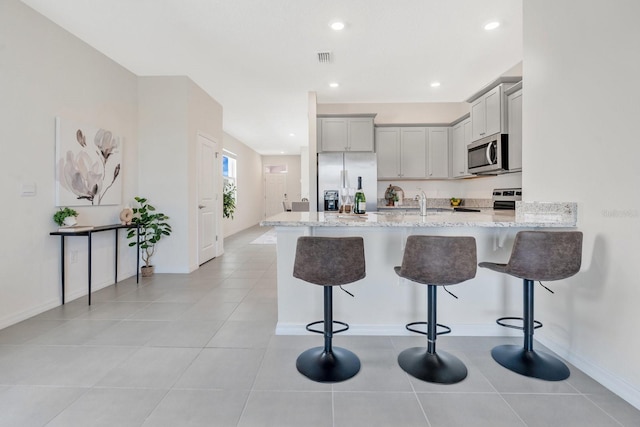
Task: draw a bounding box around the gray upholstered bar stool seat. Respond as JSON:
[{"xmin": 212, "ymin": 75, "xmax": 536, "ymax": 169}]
[
  {"xmin": 395, "ymin": 235, "xmax": 477, "ymax": 384},
  {"xmin": 293, "ymin": 236, "xmax": 366, "ymax": 383},
  {"xmin": 479, "ymin": 231, "xmax": 583, "ymax": 381}
]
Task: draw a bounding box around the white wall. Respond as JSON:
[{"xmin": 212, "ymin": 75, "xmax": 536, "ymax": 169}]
[
  {"xmin": 222, "ymin": 132, "xmax": 264, "ymax": 237},
  {"xmin": 524, "ymin": 0, "xmax": 640, "ymax": 407},
  {"xmin": 300, "ymin": 146, "xmax": 310, "ymax": 200},
  {"xmin": 0, "ymin": 0, "xmax": 138, "ymax": 326},
  {"xmin": 138, "ymin": 77, "xmax": 189, "ymax": 273},
  {"xmin": 187, "ymin": 80, "xmax": 224, "ymax": 265},
  {"xmin": 138, "ymin": 76, "xmax": 223, "ymax": 272},
  {"xmin": 308, "ymin": 93, "xmax": 318, "ymax": 212},
  {"xmin": 263, "ymin": 155, "xmax": 302, "ymax": 202}
]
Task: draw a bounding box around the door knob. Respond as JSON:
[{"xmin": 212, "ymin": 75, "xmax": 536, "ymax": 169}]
[{"xmin": 198, "ymin": 205, "xmax": 205, "ymax": 209}]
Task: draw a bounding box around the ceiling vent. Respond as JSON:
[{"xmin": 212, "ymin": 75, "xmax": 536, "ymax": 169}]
[{"xmin": 317, "ymin": 51, "xmax": 332, "ymax": 63}]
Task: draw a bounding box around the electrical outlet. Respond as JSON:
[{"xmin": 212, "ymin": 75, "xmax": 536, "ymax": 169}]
[{"xmin": 70, "ymin": 250, "xmax": 78, "ymax": 264}]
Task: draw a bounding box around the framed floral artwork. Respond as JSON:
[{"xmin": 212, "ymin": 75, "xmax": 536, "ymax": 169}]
[{"xmin": 55, "ymin": 117, "xmax": 122, "ymax": 206}]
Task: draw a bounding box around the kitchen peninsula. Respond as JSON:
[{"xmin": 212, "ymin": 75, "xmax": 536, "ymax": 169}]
[{"xmin": 261, "ymin": 203, "xmax": 577, "ymax": 336}]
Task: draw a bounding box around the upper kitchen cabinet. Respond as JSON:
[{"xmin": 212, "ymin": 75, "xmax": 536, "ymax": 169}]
[
  {"xmin": 317, "ymin": 114, "xmax": 375, "ymax": 152},
  {"xmin": 400, "ymin": 128, "xmax": 428, "ymax": 178},
  {"xmin": 451, "ymin": 116, "xmax": 472, "ymax": 178},
  {"xmin": 467, "ymin": 77, "xmax": 521, "ymax": 142},
  {"xmin": 376, "ymin": 127, "xmax": 401, "ymax": 178},
  {"xmin": 376, "ymin": 127, "xmax": 426, "ymax": 179},
  {"xmin": 506, "ymin": 82, "xmax": 523, "ymax": 171},
  {"xmin": 376, "ymin": 126, "xmax": 448, "ymax": 180},
  {"xmin": 427, "ymin": 127, "xmax": 449, "ymax": 178}
]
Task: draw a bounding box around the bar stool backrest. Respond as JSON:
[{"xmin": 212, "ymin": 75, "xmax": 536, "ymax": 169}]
[
  {"xmin": 396, "ymin": 235, "xmax": 477, "ymax": 285},
  {"xmin": 505, "ymin": 231, "xmax": 583, "ymax": 281},
  {"xmin": 293, "ymin": 236, "xmax": 366, "ymax": 286}
]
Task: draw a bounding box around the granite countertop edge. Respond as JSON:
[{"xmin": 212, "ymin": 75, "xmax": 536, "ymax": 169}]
[{"xmin": 260, "ymin": 202, "xmax": 578, "ymax": 228}]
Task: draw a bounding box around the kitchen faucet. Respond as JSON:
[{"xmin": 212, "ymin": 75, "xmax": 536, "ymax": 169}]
[{"xmin": 418, "ymin": 190, "xmax": 427, "ymax": 216}]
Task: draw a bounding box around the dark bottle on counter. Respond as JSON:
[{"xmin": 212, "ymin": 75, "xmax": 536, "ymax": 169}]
[{"xmin": 354, "ymin": 176, "xmax": 366, "ymax": 214}]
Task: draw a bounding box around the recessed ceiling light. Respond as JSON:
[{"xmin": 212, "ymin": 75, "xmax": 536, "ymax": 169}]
[
  {"xmin": 329, "ymin": 82, "xmax": 339, "ymax": 88},
  {"xmin": 330, "ymin": 21, "xmax": 345, "ymax": 31},
  {"xmin": 484, "ymin": 21, "xmax": 500, "ymax": 31},
  {"xmin": 430, "ymin": 81, "xmax": 441, "ymax": 88},
  {"xmin": 289, "ymin": 133, "xmax": 295, "ymax": 137}
]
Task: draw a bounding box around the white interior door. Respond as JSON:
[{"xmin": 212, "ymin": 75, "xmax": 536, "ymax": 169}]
[
  {"xmin": 198, "ymin": 133, "xmax": 218, "ymax": 264},
  {"xmin": 265, "ymin": 173, "xmax": 287, "ymax": 218}
]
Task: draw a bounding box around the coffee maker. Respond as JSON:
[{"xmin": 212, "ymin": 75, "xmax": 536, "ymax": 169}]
[{"xmin": 324, "ymin": 190, "xmax": 339, "ymax": 211}]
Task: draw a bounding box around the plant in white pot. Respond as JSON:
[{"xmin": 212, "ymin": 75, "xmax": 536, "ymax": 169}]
[
  {"xmin": 53, "ymin": 207, "xmax": 79, "ymax": 227},
  {"xmin": 126, "ymin": 196, "xmax": 172, "ymax": 277}
]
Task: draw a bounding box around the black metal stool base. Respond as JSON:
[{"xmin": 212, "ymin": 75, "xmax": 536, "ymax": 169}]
[
  {"xmin": 398, "ymin": 347, "xmax": 467, "ymax": 384},
  {"xmin": 296, "ymin": 346, "xmax": 361, "ymax": 383},
  {"xmin": 491, "ymin": 344, "xmax": 570, "ymax": 381}
]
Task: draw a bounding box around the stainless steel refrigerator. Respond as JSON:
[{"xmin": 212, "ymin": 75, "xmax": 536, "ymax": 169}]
[{"xmin": 317, "ymin": 152, "xmax": 378, "ymax": 212}]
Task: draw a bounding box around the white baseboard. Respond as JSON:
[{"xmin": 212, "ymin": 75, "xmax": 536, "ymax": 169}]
[
  {"xmin": 0, "ymin": 298, "xmax": 60, "ymax": 330},
  {"xmin": 0, "ymin": 272, "xmax": 137, "ymax": 330},
  {"xmin": 537, "ymin": 335, "xmax": 640, "ymax": 411}
]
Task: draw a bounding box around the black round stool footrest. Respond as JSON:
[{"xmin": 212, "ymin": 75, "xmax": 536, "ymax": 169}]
[
  {"xmin": 496, "ymin": 316, "xmax": 543, "ymax": 331},
  {"xmin": 306, "ymin": 320, "xmax": 349, "ymax": 335},
  {"xmin": 406, "ymin": 321, "xmax": 451, "ymax": 336}
]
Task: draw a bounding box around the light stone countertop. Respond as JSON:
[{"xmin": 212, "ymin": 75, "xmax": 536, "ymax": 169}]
[{"xmin": 260, "ymin": 204, "xmax": 577, "ymax": 228}]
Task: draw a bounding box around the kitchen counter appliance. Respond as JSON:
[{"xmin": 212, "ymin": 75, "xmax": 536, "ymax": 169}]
[
  {"xmin": 492, "ymin": 188, "xmax": 522, "ymax": 210},
  {"xmin": 324, "ymin": 190, "xmax": 339, "ymax": 211},
  {"xmin": 468, "ymin": 133, "xmax": 509, "ymax": 174}
]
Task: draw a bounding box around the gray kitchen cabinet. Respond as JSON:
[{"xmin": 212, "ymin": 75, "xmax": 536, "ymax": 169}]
[
  {"xmin": 427, "ymin": 127, "xmax": 449, "ymax": 178},
  {"xmin": 376, "ymin": 127, "xmax": 401, "ymax": 179},
  {"xmin": 451, "ymin": 117, "xmax": 472, "ymax": 178},
  {"xmin": 506, "ymin": 85, "xmax": 523, "ymax": 171},
  {"xmin": 376, "ymin": 127, "xmax": 426, "ymax": 179},
  {"xmin": 471, "ymin": 85, "xmax": 503, "ymax": 141},
  {"xmin": 376, "ymin": 126, "xmax": 448, "ymax": 180},
  {"xmin": 470, "ymin": 97, "xmax": 486, "ymax": 141},
  {"xmin": 318, "ymin": 115, "xmax": 375, "ymax": 152},
  {"xmin": 467, "ymin": 78, "xmax": 521, "ymax": 142},
  {"xmin": 400, "ymin": 128, "xmax": 427, "ymax": 178}
]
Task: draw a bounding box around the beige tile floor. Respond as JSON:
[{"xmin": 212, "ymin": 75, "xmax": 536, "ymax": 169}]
[{"xmin": 0, "ymin": 225, "xmax": 639, "ymax": 426}]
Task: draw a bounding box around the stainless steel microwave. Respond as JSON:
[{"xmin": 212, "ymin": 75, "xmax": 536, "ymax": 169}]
[{"xmin": 467, "ymin": 133, "xmax": 509, "ymax": 174}]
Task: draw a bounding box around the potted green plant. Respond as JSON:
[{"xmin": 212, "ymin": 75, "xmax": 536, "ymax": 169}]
[
  {"xmin": 53, "ymin": 207, "xmax": 79, "ymax": 227},
  {"xmin": 126, "ymin": 196, "xmax": 172, "ymax": 277},
  {"xmin": 223, "ymin": 182, "xmax": 236, "ymax": 219}
]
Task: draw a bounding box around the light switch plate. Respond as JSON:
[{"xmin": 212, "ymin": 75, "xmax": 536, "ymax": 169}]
[{"xmin": 20, "ymin": 182, "xmax": 37, "ymax": 196}]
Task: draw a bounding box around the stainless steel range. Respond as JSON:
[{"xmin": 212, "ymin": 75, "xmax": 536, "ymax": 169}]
[{"xmin": 492, "ymin": 188, "xmax": 522, "ymax": 210}]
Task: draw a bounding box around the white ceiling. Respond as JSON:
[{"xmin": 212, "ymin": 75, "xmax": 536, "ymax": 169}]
[{"xmin": 21, "ymin": 0, "xmax": 522, "ymax": 155}]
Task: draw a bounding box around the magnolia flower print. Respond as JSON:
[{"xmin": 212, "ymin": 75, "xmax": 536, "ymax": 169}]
[
  {"xmin": 57, "ymin": 126, "xmax": 121, "ymax": 205},
  {"xmin": 58, "ymin": 150, "xmax": 102, "ymax": 203},
  {"xmin": 94, "ymin": 129, "xmax": 117, "ymax": 162},
  {"xmin": 93, "ymin": 128, "xmax": 120, "ymax": 204},
  {"xmin": 76, "ymin": 129, "xmax": 86, "ymax": 147}
]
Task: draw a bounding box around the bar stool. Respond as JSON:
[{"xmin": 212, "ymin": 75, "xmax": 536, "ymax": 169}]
[
  {"xmin": 293, "ymin": 236, "xmax": 366, "ymax": 382},
  {"xmin": 479, "ymin": 230, "xmax": 583, "ymax": 381},
  {"xmin": 395, "ymin": 235, "xmax": 477, "ymax": 384}
]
